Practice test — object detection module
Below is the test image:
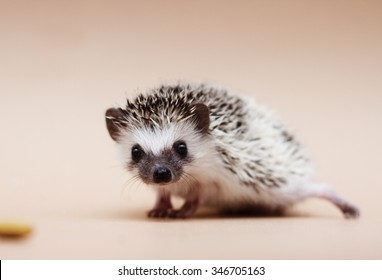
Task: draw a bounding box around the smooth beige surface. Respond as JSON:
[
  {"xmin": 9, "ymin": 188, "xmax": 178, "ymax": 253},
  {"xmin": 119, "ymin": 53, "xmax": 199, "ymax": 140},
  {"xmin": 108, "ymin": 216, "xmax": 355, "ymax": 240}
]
[{"xmin": 1, "ymin": 0, "xmax": 381, "ymax": 259}]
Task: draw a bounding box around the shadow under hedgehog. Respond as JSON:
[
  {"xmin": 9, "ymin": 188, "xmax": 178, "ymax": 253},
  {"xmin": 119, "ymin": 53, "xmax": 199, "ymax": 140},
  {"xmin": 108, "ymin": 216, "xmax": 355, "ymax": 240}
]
[{"xmin": 105, "ymin": 82, "xmax": 360, "ymax": 219}]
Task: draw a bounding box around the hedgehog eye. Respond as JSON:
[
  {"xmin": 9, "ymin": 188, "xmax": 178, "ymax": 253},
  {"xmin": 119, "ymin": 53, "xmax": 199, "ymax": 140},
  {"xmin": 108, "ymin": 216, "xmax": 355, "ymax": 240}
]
[
  {"xmin": 131, "ymin": 144, "xmax": 143, "ymax": 162},
  {"xmin": 174, "ymin": 141, "xmax": 187, "ymax": 157}
]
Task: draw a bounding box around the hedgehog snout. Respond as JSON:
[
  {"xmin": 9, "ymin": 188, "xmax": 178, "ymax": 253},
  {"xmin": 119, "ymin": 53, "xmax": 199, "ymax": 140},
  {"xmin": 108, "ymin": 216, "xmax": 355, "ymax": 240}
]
[{"xmin": 153, "ymin": 166, "xmax": 172, "ymax": 184}]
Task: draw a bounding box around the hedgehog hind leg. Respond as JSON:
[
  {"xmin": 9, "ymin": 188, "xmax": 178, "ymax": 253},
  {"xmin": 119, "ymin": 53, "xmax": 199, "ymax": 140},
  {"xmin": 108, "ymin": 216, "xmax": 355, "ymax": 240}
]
[{"xmin": 303, "ymin": 182, "xmax": 360, "ymax": 219}]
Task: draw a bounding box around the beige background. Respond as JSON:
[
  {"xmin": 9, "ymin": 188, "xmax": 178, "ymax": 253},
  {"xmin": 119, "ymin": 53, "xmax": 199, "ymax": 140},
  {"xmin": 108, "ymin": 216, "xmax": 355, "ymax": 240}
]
[{"xmin": 0, "ymin": 0, "xmax": 381, "ymax": 259}]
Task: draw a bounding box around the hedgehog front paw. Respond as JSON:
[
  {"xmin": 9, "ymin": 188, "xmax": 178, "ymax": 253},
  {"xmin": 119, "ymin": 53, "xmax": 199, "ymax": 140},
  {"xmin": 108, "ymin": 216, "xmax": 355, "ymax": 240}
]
[
  {"xmin": 167, "ymin": 205, "xmax": 198, "ymax": 219},
  {"xmin": 167, "ymin": 198, "xmax": 199, "ymax": 218},
  {"xmin": 167, "ymin": 209, "xmax": 192, "ymax": 219},
  {"xmin": 147, "ymin": 208, "xmax": 171, "ymax": 218}
]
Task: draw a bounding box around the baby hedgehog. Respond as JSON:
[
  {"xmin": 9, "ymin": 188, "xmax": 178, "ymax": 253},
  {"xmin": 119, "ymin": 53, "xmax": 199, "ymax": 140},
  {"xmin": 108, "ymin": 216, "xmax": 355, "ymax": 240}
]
[{"xmin": 105, "ymin": 83, "xmax": 360, "ymax": 219}]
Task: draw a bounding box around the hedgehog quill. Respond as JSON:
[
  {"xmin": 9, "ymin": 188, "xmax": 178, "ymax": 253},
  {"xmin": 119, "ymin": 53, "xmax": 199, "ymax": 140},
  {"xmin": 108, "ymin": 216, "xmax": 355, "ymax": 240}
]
[{"xmin": 105, "ymin": 83, "xmax": 359, "ymax": 219}]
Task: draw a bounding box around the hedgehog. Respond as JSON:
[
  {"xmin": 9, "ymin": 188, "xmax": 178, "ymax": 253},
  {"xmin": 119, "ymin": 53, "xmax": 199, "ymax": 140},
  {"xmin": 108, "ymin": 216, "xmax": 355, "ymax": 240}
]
[{"xmin": 105, "ymin": 82, "xmax": 360, "ymax": 219}]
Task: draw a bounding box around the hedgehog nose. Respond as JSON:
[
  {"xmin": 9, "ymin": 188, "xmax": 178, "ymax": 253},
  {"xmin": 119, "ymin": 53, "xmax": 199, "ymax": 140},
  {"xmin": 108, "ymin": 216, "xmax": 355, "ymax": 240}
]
[{"xmin": 153, "ymin": 167, "xmax": 172, "ymax": 183}]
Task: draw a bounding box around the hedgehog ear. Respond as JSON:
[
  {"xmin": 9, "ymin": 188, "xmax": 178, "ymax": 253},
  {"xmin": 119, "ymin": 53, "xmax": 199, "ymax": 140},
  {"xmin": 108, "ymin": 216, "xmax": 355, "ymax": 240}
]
[
  {"xmin": 191, "ymin": 103, "xmax": 210, "ymax": 134},
  {"xmin": 105, "ymin": 108, "xmax": 127, "ymax": 142}
]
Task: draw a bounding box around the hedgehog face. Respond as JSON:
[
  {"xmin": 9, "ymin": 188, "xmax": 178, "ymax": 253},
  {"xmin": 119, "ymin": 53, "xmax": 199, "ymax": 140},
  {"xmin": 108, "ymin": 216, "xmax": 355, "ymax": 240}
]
[
  {"xmin": 125, "ymin": 136, "xmax": 191, "ymax": 185},
  {"xmin": 120, "ymin": 122, "xmax": 207, "ymax": 185},
  {"xmin": 105, "ymin": 103, "xmax": 211, "ymax": 186}
]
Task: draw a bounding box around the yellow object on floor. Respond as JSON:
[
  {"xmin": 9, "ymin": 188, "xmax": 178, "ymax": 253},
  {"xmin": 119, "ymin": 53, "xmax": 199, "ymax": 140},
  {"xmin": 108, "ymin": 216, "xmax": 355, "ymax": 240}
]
[{"xmin": 0, "ymin": 222, "xmax": 33, "ymax": 238}]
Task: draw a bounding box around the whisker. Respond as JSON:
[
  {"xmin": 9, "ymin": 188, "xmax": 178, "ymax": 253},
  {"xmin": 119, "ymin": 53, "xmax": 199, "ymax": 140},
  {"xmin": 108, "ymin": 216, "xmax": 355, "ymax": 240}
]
[
  {"xmin": 184, "ymin": 171, "xmax": 198, "ymax": 184},
  {"xmin": 121, "ymin": 174, "xmax": 141, "ymax": 196},
  {"xmin": 181, "ymin": 171, "xmax": 199, "ymax": 193}
]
